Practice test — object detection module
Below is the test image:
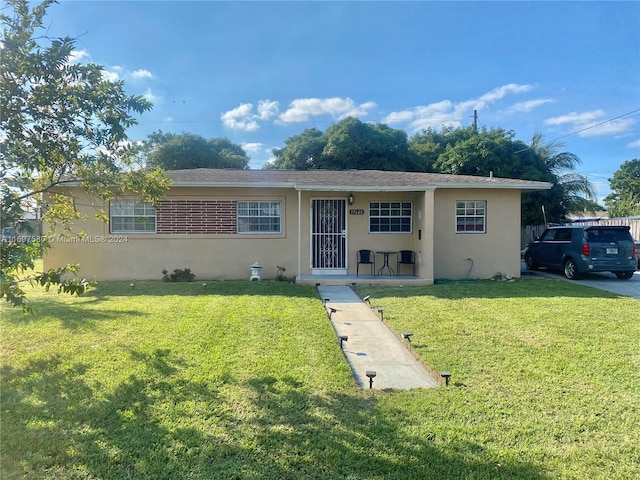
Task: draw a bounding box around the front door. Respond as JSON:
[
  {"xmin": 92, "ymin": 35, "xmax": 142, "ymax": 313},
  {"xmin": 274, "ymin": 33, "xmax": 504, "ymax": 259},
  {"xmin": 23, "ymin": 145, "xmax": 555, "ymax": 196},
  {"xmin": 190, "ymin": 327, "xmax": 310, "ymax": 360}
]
[{"xmin": 311, "ymin": 199, "xmax": 347, "ymax": 273}]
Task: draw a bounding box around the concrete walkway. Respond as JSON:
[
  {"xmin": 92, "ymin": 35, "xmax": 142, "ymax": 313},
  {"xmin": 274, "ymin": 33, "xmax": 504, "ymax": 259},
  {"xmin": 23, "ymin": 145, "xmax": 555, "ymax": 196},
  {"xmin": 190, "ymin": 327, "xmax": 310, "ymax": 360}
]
[{"xmin": 317, "ymin": 286, "xmax": 440, "ymax": 390}]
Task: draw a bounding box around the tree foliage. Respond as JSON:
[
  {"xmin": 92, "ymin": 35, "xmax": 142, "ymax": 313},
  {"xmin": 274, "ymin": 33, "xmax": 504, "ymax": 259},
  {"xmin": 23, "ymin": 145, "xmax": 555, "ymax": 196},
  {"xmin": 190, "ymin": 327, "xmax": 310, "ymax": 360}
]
[
  {"xmin": 604, "ymin": 159, "xmax": 640, "ymax": 218},
  {"xmin": 409, "ymin": 127, "xmax": 595, "ymax": 224},
  {"xmin": 142, "ymin": 131, "xmax": 249, "ymax": 170},
  {"xmin": 267, "ymin": 117, "xmax": 422, "ymax": 171},
  {"xmin": 1, "ymin": 0, "xmax": 169, "ymax": 311},
  {"xmin": 270, "ymin": 119, "xmax": 594, "ymax": 224}
]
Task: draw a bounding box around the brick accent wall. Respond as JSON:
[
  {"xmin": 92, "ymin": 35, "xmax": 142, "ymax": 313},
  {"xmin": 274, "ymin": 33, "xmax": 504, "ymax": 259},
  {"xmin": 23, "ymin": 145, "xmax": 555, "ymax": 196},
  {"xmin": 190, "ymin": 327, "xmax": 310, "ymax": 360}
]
[{"xmin": 156, "ymin": 200, "xmax": 237, "ymax": 234}]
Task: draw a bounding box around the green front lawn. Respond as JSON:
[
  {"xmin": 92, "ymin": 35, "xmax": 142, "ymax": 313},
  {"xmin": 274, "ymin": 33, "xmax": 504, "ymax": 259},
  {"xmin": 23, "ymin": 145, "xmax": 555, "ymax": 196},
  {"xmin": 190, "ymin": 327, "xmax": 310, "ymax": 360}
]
[{"xmin": 2, "ymin": 278, "xmax": 639, "ymax": 479}]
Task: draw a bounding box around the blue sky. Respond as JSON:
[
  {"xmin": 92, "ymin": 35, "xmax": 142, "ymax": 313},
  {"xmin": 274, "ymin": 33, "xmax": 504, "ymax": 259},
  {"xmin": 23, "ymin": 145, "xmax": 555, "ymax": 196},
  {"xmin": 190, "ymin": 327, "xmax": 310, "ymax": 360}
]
[{"xmin": 45, "ymin": 1, "xmax": 640, "ymax": 202}]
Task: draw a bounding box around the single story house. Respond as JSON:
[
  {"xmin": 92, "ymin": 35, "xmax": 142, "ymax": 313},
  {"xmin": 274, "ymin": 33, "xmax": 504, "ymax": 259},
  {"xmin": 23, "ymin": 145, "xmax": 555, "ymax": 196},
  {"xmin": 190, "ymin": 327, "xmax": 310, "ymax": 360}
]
[{"xmin": 44, "ymin": 168, "xmax": 551, "ymax": 284}]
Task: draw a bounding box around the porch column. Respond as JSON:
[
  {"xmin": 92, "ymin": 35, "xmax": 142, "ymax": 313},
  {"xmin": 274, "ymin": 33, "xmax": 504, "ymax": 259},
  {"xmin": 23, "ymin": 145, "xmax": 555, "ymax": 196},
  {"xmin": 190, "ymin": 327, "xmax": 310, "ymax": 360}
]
[
  {"xmin": 420, "ymin": 189, "xmax": 435, "ymax": 284},
  {"xmin": 297, "ymin": 190, "xmax": 302, "ymax": 280}
]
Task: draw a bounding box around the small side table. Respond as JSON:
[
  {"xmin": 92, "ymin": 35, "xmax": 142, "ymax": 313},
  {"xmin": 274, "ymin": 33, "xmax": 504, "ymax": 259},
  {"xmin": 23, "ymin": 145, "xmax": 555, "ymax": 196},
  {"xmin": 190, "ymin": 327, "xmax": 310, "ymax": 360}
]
[{"xmin": 376, "ymin": 251, "xmax": 396, "ymax": 276}]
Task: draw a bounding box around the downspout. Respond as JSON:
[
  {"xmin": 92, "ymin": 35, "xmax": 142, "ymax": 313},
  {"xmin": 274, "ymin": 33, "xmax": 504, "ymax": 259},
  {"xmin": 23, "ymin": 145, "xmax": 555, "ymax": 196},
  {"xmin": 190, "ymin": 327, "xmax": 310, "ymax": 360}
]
[{"xmin": 297, "ymin": 190, "xmax": 301, "ymax": 280}]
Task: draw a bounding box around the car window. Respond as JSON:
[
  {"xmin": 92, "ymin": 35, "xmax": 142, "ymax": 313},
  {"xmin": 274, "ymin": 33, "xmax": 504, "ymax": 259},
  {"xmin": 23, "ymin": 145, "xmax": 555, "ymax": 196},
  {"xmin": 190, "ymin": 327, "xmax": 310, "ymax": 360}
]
[
  {"xmin": 540, "ymin": 230, "xmax": 556, "ymax": 241},
  {"xmin": 586, "ymin": 228, "xmax": 632, "ymax": 242},
  {"xmin": 555, "ymin": 229, "xmax": 572, "ymax": 241},
  {"xmin": 540, "ymin": 229, "xmax": 571, "ymax": 241}
]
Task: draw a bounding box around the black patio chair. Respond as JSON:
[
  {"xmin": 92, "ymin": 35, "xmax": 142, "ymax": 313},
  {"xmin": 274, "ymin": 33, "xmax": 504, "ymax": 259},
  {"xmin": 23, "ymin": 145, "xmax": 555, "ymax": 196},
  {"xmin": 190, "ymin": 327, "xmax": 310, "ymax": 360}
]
[
  {"xmin": 396, "ymin": 250, "xmax": 416, "ymax": 276},
  {"xmin": 356, "ymin": 249, "xmax": 376, "ymax": 276}
]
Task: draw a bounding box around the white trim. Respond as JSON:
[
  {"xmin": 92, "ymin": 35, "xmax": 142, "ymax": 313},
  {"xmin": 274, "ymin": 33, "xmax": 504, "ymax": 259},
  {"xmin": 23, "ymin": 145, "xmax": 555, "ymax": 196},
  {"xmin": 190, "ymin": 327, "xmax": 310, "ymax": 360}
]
[{"xmin": 311, "ymin": 269, "xmax": 347, "ymax": 275}]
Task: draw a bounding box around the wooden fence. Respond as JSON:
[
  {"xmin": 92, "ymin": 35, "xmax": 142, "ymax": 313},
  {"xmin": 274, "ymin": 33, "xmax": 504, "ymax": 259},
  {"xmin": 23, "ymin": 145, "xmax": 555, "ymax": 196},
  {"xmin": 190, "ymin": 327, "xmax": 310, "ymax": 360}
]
[{"xmin": 521, "ymin": 219, "xmax": 640, "ymax": 250}]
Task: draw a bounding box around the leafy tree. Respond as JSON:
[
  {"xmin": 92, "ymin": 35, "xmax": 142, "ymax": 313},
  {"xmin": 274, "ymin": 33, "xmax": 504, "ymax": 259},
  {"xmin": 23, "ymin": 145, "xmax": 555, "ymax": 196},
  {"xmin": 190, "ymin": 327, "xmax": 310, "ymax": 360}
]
[
  {"xmin": 1, "ymin": 0, "xmax": 169, "ymax": 311},
  {"xmin": 409, "ymin": 127, "xmax": 595, "ymax": 224},
  {"xmin": 268, "ymin": 118, "xmax": 422, "ymax": 171},
  {"xmin": 268, "ymin": 128, "xmax": 326, "ymax": 170},
  {"xmin": 320, "ymin": 118, "xmax": 422, "ymax": 171},
  {"xmin": 143, "ymin": 131, "xmax": 249, "ymax": 170},
  {"xmin": 604, "ymin": 159, "xmax": 640, "ymax": 217}
]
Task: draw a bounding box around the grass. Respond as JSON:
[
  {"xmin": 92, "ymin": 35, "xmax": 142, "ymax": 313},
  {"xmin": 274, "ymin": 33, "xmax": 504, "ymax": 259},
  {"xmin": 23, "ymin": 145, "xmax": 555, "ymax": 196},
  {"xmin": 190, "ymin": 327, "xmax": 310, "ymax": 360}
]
[{"xmin": 1, "ymin": 275, "xmax": 639, "ymax": 479}]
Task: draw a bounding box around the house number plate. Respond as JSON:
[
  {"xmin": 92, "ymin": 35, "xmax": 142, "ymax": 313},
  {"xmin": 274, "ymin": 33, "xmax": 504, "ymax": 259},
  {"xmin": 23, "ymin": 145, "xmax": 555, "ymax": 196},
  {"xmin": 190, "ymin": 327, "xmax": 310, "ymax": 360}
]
[{"xmin": 350, "ymin": 209, "xmax": 365, "ymax": 215}]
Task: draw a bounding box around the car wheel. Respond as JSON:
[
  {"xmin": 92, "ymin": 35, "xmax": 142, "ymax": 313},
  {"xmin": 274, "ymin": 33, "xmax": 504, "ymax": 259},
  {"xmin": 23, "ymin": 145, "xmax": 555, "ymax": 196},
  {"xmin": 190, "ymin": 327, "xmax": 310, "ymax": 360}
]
[
  {"xmin": 563, "ymin": 258, "xmax": 580, "ymax": 280},
  {"xmin": 525, "ymin": 254, "xmax": 538, "ymax": 270},
  {"xmin": 615, "ymin": 271, "xmax": 634, "ymax": 280}
]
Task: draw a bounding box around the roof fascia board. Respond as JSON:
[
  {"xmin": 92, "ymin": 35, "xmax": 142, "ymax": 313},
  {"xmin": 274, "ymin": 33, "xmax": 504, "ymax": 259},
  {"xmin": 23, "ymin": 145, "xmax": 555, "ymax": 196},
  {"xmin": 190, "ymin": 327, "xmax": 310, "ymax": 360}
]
[
  {"xmin": 433, "ymin": 182, "xmax": 552, "ymax": 190},
  {"xmin": 170, "ymin": 182, "xmax": 551, "ymax": 191},
  {"xmin": 294, "ymin": 185, "xmax": 436, "ymax": 192},
  {"xmin": 168, "ymin": 181, "xmax": 295, "ymax": 188}
]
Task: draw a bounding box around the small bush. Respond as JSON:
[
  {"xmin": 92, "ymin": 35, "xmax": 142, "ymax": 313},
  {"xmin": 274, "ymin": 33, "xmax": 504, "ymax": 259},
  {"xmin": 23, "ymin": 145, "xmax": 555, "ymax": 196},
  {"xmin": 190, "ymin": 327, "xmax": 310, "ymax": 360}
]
[
  {"xmin": 162, "ymin": 268, "xmax": 196, "ymax": 282},
  {"xmin": 276, "ymin": 265, "xmax": 287, "ymax": 281}
]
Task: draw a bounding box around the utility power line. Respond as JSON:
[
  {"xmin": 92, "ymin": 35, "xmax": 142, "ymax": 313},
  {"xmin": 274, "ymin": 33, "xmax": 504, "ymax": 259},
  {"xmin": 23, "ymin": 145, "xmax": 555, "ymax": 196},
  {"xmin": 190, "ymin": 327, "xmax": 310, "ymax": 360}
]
[{"xmin": 514, "ymin": 108, "xmax": 640, "ymax": 154}]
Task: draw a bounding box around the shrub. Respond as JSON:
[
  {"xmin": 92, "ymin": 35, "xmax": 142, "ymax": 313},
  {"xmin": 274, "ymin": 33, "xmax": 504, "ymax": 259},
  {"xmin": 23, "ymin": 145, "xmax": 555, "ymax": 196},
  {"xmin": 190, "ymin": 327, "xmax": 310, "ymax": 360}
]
[
  {"xmin": 276, "ymin": 265, "xmax": 287, "ymax": 281},
  {"xmin": 162, "ymin": 268, "xmax": 196, "ymax": 282}
]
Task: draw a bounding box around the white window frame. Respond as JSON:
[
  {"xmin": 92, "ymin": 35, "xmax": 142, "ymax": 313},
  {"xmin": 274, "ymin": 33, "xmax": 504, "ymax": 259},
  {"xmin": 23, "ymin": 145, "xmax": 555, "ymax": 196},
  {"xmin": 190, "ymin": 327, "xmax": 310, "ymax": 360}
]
[
  {"xmin": 456, "ymin": 200, "xmax": 486, "ymax": 234},
  {"xmin": 237, "ymin": 201, "xmax": 282, "ymax": 234},
  {"xmin": 110, "ymin": 200, "xmax": 156, "ymax": 233},
  {"xmin": 369, "ymin": 201, "xmax": 412, "ymax": 233}
]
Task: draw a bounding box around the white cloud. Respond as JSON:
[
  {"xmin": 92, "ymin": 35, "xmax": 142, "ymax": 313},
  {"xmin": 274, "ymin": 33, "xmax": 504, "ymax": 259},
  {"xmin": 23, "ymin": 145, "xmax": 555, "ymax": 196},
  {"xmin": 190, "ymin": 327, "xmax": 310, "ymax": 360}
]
[
  {"xmin": 102, "ymin": 66, "xmax": 121, "ymax": 82},
  {"xmin": 221, "ymin": 103, "xmax": 261, "ymax": 131},
  {"xmin": 257, "ymin": 100, "xmax": 279, "ymax": 120},
  {"xmin": 278, "ymin": 97, "xmax": 377, "ymax": 123},
  {"xmin": 544, "ymin": 110, "xmax": 636, "ymax": 137},
  {"xmin": 383, "ymin": 83, "xmax": 533, "ymax": 131},
  {"xmin": 221, "ymin": 100, "xmax": 280, "ymax": 131},
  {"xmin": 627, "ymin": 138, "xmax": 640, "ymax": 148},
  {"xmin": 142, "ymin": 88, "xmax": 159, "ymax": 103},
  {"xmin": 477, "ymin": 83, "xmax": 533, "ymax": 104},
  {"xmin": 382, "ymin": 110, "xmax": 415, "ymax": 124},
  {"xmin": 241, "ymin": 142, "xmax": 264, "ymax": 154},
  {"xmin": 69, "ymin": 49, "xmax": 90, "ymax": 63},
  {"xmin": 504, "ymin": 99, "xmax": 555, "ymax": 114},
  {"xmin": 131, "ymin": 69, "xmax": 154, "ymax": 79},
  {"xmin": 544, "ymin": 110, "xmax": 605, "ymax": 127}
]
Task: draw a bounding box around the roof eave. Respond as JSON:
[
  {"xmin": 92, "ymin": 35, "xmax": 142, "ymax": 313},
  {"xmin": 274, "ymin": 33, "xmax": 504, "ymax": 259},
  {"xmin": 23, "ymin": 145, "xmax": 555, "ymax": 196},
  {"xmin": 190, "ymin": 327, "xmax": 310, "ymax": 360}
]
[
  {"xmin": 434, "ymin": 182, "xmax": 553, "ymax": 190},
  {"xmin": 294, "ymin": 185, "xmax": 436, "ymax": 192},
  {"xmin": 168, "ymin": 181, "xmax": 295, "ymax": 188}
]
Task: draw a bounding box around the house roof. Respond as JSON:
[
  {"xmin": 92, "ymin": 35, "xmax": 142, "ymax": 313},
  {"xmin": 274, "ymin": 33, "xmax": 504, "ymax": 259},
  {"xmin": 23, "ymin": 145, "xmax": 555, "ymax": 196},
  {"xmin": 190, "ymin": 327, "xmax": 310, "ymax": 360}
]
[{"xmin": 164, "ymin": 169, "xmax": 552, "ymax": 192}]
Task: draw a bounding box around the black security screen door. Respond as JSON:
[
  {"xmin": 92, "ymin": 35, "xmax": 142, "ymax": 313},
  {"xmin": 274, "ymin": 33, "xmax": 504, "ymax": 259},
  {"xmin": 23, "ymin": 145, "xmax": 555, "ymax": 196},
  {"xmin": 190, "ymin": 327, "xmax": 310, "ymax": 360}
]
[{"xmin": 311, "ymin": 199, "xmax": 346, "ymax": 269}]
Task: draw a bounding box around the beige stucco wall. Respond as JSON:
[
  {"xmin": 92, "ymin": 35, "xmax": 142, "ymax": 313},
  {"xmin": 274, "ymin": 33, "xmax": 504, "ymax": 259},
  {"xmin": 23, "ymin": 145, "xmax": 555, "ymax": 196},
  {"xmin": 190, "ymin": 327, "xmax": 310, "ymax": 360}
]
[
  {"xmin": 44, "ymin": 187, "xmax": 301, "ymax": 281},
  {"xmin": 432, "ymin": 188, "xmax": 522, "ymax": 280},
  {"xmin": 44, "ymin": 186, "xmax": 521, "ymax": 282}
]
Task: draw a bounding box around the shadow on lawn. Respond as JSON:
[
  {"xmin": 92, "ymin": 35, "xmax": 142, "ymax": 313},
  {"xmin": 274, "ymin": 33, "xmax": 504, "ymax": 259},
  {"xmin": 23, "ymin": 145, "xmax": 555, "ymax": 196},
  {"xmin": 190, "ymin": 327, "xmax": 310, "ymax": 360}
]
[
  {"xmin": 1, "ymin": 350, "xmax": 550, "ymax": 480},
  {"xmin": 5, "ymin": 302, "xmax": 147, "ymax": 328}
]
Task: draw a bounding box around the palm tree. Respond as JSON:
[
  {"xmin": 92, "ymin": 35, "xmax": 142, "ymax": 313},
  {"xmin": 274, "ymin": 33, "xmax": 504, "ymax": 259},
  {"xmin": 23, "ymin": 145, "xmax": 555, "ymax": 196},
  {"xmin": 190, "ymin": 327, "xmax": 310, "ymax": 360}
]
[{"xmin": 530, "ymin": 133, "xmax": 596, "ymax": 217}]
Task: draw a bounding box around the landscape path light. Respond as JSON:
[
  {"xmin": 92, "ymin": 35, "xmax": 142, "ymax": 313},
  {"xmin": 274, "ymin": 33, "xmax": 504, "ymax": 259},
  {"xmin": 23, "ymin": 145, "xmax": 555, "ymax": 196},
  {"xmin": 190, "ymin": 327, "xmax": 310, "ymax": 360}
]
[{"xmin": 366, "ymin": 371, "xmax": 377, "ymax": 389}]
